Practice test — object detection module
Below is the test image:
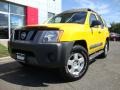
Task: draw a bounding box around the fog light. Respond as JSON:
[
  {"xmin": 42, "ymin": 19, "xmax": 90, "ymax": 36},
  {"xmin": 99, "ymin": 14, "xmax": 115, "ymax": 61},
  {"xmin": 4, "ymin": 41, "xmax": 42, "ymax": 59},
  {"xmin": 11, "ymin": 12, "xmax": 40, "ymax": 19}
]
[{"xmin": 48, "ymin": 53, "xmax": 55, "ymax": 62}]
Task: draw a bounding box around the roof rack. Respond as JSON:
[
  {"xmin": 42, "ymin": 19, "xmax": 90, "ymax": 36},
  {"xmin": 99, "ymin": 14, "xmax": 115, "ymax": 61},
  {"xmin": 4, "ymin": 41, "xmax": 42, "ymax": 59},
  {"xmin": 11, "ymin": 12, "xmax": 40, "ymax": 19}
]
[{"xmin": 63, "ymin": 8, "xmax": 97, "ymax": 14}]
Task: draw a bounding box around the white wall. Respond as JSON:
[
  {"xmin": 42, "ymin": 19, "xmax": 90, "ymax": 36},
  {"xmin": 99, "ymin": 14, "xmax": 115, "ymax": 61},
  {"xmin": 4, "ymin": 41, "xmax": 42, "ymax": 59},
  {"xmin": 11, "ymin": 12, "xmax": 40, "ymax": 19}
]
[
  {"xmin": 47, "ymin": 0, "xmax": 62, "ymax": 14},
  {"xmin": 6, "ymin": 0, "xmax": 62, "ymax": 24},
  {"xmin": 55, "ymin": 0, "xmax": 62, "ymax": 14}
]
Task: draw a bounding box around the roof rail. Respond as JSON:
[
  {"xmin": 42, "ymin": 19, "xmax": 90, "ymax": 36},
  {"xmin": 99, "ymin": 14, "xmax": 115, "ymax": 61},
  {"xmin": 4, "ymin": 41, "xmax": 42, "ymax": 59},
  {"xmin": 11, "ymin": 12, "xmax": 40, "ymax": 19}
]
[{"xmin": 63, "ymin": 8, "xmax": 97, "ymax": 14}]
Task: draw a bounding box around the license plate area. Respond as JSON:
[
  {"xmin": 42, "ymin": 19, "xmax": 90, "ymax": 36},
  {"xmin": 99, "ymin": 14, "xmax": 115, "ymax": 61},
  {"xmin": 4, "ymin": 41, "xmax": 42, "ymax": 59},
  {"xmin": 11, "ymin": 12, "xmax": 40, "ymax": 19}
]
[{"xmin": 16, "ymin": 53, "xmax": 25, "ymax": 62}]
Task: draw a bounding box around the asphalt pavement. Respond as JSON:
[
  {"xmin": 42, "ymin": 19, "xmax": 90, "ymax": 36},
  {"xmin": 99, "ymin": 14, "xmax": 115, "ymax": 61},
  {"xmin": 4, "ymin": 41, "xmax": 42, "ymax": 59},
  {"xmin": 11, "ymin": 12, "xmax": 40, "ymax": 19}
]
[{"xmin": 0, "ymin": 41, "xmax": 120, "ymax": 90}]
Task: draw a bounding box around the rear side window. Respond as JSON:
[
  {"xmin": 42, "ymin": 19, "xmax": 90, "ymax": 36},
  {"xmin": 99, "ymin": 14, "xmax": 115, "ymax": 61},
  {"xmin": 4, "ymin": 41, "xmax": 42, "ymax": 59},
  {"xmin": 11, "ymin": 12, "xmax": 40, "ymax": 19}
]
[
  {"xmin": 97, "ymin": 15, "xmax": 106, "ymax": 27},
  {"xmin": 89, "ymin": 14, "xmax": 97, "ymax": 25}
]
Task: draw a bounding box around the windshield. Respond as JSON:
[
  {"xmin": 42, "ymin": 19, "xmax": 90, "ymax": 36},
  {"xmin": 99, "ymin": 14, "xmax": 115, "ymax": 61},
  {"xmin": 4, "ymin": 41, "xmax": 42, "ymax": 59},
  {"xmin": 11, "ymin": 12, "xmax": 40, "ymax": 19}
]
[{"xmin": 48, "ymin": 11, "xmax": 87, "ymax": 24}]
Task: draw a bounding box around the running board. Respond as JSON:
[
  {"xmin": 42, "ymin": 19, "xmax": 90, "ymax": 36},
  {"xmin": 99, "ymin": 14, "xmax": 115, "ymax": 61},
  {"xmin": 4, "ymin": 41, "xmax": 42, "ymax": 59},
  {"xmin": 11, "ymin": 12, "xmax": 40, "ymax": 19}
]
[{"xmin": 89, "ymin": 50, "xmax": 104, "ymax": 60}]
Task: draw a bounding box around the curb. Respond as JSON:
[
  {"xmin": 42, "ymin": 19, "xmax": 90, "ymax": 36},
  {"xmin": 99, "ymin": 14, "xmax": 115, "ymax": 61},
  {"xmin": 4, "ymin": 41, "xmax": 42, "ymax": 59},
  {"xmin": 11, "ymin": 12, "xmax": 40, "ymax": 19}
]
[{"xmin": 0, "ymin": 56, "xmax": 11, "ymax": 60}]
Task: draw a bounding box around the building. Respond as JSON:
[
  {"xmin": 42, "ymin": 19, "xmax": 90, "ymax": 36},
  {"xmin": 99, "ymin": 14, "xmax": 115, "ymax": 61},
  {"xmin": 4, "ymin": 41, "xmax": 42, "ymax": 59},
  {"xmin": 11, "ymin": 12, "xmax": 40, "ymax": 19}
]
[{"xmin": 0, "ymin": 0, "xmax": 62, "ymax": 40}]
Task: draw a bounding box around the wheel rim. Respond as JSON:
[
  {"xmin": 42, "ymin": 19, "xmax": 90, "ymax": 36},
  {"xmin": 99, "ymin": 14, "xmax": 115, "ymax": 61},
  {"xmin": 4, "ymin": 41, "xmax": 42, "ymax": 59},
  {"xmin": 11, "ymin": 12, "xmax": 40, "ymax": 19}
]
[
  {"xmin": 67, "ymin": 53, "xmax": 85, "ymax": 76},
  {"xmin": 105, "ymin": 44, "xmax": 108, "ymax": 55}
]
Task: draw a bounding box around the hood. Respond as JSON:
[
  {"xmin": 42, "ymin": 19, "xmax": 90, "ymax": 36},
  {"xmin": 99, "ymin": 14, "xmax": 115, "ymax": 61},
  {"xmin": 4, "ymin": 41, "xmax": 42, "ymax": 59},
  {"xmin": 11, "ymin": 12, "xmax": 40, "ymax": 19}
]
[{"xmin": 26, "ymin": 23, "xmax": 84, "ymax": 31}]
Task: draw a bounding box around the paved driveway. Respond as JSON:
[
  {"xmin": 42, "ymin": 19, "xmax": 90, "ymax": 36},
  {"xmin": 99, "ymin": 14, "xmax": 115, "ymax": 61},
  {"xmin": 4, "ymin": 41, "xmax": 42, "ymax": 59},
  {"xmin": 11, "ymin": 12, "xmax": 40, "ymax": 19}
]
[{"xmin": 0, "ymin": 42, "xmax": 120, "ymax": 90}]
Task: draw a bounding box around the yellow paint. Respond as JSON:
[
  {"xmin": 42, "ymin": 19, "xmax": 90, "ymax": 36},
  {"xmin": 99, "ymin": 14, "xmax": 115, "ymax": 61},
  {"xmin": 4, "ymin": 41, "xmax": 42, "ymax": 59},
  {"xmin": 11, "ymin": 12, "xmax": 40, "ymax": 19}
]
[{"xmin": 27, "ymin": 11, "xmax": 109, "ymax": 55}]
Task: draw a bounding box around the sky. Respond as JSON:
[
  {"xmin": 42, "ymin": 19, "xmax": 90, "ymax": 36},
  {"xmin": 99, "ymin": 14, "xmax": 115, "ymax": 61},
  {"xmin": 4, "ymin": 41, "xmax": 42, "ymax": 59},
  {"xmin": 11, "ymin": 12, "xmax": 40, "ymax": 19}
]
[{"xmin": 62, "ymin": 0, "xmax": 120, "ymax": 27}]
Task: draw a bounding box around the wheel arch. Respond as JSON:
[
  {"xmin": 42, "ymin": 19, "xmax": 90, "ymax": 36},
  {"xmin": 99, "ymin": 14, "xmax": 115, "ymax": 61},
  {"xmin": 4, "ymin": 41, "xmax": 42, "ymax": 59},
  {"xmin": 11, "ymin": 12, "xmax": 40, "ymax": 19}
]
[{"xmin": 73, "ymin": 40, "xmax": 88, "ymax": 51}]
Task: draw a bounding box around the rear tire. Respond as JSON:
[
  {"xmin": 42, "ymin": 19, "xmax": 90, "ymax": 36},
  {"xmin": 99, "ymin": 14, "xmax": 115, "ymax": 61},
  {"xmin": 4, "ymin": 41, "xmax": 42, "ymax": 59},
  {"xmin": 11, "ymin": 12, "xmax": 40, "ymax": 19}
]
[
  {"xmin": 99, "ymin": 42, "xmax": 109, "ymax": 58},
  {"xmin": 60, "ymin": 45, "xmax": 89, "ymax": 81}
]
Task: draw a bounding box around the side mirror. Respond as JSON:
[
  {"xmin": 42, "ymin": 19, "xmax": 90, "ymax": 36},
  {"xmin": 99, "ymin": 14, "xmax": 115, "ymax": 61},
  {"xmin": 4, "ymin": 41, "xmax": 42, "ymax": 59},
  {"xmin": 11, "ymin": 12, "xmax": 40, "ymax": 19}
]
[{"xmin": 90, "ymin": 20, "xmax": 101, "ymax": 27}]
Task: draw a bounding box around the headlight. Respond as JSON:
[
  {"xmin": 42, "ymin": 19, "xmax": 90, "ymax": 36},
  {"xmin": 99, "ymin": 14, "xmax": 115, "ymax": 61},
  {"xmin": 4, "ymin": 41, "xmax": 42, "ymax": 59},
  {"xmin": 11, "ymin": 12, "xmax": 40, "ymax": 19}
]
[{"xmin": 42, "ymin": 31, "xmax": 63, "ymax": 43}]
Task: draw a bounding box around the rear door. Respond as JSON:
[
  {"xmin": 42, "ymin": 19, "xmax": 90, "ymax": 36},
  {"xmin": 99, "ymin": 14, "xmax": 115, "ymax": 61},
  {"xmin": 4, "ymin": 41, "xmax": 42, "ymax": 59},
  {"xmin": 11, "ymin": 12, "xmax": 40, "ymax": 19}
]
[
  {"xmin": 89, "ymin": 13, "xmax": 102, "ymax": 52},
  {"xmin": 97, "ymin": 15, "xmax": 107, "ymax": 49}
]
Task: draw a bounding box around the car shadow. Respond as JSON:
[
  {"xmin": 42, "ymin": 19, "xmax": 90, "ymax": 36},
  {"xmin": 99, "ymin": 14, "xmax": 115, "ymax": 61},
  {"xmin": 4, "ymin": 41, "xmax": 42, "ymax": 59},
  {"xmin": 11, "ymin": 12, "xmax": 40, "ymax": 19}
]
[
  {"xmin": 0, "ymin": 61, "xmax": 68, "ymax": 87},
  {"xmin": 89, "ymin": 55, "xmax": 106, "ymax": 65}
]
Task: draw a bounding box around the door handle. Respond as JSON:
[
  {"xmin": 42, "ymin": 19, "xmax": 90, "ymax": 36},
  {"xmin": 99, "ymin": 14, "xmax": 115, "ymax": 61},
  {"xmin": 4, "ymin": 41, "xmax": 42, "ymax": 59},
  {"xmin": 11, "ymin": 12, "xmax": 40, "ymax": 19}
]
[{"xmin": 98, "ymin": 31, "xmax": 101, "ymax": 34}]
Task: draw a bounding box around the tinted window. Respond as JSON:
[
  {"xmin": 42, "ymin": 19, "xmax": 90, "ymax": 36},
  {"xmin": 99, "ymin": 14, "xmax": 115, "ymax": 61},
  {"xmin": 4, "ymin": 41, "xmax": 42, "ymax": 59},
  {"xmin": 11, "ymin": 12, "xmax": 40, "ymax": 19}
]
[
  {"xmin": 68, "ymin": 12, "xmax": 87, "ymax": 24},
  {"xmin": 0, "ymin": 1, "xmax": 25, "ymax": 39},
  {"xmin": 0, "ymin": 1, "xmax": 8, "ymax": 12},
  {"xmin": 10, "ymin": 4, "xmax": 24, "ymax": 15},
  {"xmin": 10, "ymin": 4, "xmax": 25, "ymax": 35},
  {"xmin": 0, "ymin": 13, "xmax": 8, "ymax": 39},
  {"xmin": 97, "ymin": 15, "xmax": 105, "ymax": 27},
  {"xmin": 0, "ymin": 14, "xmax": 8, "ymax": 26},
  {"xmin": 10, "ymin": 14, "xmax": 24, "ymax": 29},
  {"xmin": 48, "ymin": 13, "xmax": 74, "ymax": 23},
  {"xmin": 48, "ymin": 12, "xmax": 87, "ymax": 24},
  {"xmin": 90, "ymin": 14, "xmax": 97, "ymax": 25}
]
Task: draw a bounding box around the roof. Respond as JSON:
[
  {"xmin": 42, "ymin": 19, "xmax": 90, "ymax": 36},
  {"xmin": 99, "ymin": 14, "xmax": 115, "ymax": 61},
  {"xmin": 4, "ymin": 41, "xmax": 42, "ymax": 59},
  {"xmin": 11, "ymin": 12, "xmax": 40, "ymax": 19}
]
[{"xmin": 62, "ymin": 8, "xmax": 97, "ymax": 14}]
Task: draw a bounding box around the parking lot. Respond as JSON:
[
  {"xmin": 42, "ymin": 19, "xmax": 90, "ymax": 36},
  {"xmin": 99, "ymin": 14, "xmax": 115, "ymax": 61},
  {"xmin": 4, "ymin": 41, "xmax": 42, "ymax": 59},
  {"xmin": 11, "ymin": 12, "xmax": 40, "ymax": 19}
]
[{"xmin": 0, "ymin": 41, "xmax": 120, "ymax": 90}]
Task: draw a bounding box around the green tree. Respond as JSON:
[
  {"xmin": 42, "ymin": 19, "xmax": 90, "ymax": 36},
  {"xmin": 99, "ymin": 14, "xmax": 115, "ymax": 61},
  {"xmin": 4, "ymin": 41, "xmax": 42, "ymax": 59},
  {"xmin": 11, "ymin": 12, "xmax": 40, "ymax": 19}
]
[{"xmin": 109, "ymin": 22, "xmax": 120, "ymax": 34}]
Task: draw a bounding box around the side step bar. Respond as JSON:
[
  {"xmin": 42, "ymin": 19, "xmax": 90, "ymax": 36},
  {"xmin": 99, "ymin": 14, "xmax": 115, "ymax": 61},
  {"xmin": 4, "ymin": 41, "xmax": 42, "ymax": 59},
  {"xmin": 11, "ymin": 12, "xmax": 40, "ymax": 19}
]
[{"xmin": 89, "ymin": 50, "xmax": 104, "ymax": 60}]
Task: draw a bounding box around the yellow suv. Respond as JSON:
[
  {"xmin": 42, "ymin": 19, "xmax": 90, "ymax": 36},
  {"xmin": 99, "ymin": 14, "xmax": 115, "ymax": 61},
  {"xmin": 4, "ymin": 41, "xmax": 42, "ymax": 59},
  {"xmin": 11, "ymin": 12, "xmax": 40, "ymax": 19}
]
[{"xmin": 8, "ymin": 8, "xmax": 109, "ymax": 81}]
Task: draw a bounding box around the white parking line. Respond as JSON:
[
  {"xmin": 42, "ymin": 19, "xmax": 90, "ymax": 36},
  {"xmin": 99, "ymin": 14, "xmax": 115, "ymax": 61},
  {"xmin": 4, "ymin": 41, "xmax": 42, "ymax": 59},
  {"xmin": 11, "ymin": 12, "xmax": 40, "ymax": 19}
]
[
  {"xmin": 0, "ymin": 56, "xmax": 11, "ymax": 60},
  {"xmin": 0, "ymin": 69, "xmax": 20, "ymax": 77},
  {"xmin": 0, "ymin": 58, "xmax": 15, "ymax": 64},
  {"xmin": 0, "ymin": 59, "xmax": 14, "ymax": 63}
]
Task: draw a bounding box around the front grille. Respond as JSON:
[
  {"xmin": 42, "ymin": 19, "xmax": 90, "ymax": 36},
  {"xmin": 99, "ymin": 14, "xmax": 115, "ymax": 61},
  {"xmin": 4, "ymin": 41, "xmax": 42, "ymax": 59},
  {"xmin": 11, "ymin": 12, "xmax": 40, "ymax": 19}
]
[{"xmin": 14, "ymin": 30, "xmax": 43, "ymax": 42}]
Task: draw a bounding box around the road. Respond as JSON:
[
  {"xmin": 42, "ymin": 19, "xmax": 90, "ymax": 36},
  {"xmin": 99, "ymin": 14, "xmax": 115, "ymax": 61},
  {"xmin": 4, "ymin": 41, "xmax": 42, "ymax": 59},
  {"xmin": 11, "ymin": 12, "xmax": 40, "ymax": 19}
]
[{"xmin": 0, "ymin": 42, "xmax": 120, "ymax": 90}]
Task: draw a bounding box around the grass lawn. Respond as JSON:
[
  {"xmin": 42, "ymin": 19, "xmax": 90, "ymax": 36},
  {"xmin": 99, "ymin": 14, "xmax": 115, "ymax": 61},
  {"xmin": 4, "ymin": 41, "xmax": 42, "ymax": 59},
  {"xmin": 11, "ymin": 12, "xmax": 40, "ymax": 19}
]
[{"xmin": 0, "ymin": 44, "xmax": 9, "ymax": 58}]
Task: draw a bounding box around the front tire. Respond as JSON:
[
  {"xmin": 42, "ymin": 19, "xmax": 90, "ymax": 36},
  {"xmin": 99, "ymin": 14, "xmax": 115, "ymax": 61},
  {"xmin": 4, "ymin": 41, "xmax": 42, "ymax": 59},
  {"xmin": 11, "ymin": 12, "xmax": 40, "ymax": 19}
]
[{"xmin": 60, "ymin": 45, "xmax": 89, "ymax": 81}]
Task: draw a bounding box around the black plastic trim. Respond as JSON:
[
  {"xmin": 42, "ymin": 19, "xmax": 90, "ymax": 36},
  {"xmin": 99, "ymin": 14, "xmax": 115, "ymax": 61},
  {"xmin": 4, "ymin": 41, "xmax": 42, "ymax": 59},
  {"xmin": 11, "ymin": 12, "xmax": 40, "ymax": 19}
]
[{"xmin": 8, "ymin": 41, "xmax": 74, "ymax": 68}]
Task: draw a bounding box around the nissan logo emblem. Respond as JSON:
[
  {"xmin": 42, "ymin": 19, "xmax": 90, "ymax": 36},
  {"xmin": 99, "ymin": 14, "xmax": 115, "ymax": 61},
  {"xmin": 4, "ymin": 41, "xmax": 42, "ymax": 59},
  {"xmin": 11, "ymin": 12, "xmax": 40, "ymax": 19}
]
[{"xmin": 21, "ymin": 32, "xmax": 26, "ymax": 40}]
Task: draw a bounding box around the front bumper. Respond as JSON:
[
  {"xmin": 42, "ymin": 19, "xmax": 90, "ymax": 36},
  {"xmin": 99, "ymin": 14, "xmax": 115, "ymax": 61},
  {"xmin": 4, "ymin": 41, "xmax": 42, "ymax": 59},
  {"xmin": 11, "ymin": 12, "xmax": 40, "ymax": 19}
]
[{"xmin": 8, "ymin": 41, "xmax": 74, "ymax": 68}]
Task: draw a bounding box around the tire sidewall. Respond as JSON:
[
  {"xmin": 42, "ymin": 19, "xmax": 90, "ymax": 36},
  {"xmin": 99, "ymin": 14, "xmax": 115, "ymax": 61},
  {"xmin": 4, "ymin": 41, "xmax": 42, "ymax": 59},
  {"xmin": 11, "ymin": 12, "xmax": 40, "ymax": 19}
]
[
  {"xmin": 104, "ymin": 43, "xmax": 108, "ymax": 56},
  {"xmin": 65, "ymin": 45, "xmax": 89, "ymax": 79},
  {"xmin": 103, "ymin": 42, "xmax": 109, "ymax": 57}
]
